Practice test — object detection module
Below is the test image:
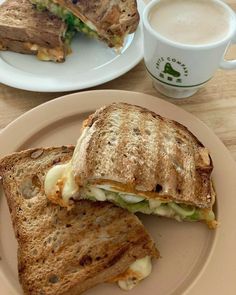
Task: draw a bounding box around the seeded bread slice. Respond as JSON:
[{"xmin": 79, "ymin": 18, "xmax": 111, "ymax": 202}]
[{"xmin": 0, "ymin": 146, "xmax": 158, "ymax": 295}]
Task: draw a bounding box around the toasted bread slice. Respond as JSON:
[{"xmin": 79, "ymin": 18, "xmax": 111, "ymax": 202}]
[
  {"xmin": 0, "ymin": 0, "xmax": 71, "ymax": 62},
  {"xmin": 71, "ymin": 103, "xmax": 217, "ymax": 228},
  {"xmin": 0, "ymin": 146, "xmax": 158, "ymax": 295},
  {"xmin": 30, "ymin": 0, "xmax": 139, "ymax": 47}
]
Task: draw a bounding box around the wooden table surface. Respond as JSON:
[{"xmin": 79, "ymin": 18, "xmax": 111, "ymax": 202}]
[{"xmin": 0, "ymin": 1, "xmax": 236, "ymax": 161}]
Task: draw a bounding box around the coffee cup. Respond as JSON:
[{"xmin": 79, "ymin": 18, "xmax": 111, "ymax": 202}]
[{"xmin": 143, "ymin": 0, "xmax": 236, "ymax": 99}]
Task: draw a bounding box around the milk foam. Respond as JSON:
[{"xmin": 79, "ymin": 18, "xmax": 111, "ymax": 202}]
[{"xmin": 149, "ymin": 0, "xmax": 231, "ymax": 45}]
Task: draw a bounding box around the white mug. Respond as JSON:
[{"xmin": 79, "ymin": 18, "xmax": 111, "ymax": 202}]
[{"xmin": 143, "ymin": 0, "xmax": 236, "ymax": 99}]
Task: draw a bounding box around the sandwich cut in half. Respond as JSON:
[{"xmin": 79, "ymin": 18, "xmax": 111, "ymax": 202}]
[
  {"xmin": 30, "ymin": 0, "xmax": 140, "ymax": 48},
  {"xmin": 0, "ymin": 146, "xmax": 158, "ymax": 295},
  {"xmin": 45, "ymin": 103, "xmax": 217, "ymax": 229},
  {"xmin": 0, "ymin": 0, "xmax": 74, "ymax": 62}
]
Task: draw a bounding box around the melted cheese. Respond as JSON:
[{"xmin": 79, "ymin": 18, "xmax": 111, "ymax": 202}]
[
  {"xmin": 117, "ymin": 256, "xmax": 152, "ymax": 290},
  {"xmin": 0, "ymin": 42, "xmax": 6, "ymax": 50},
  {"xmin": 95, "ymin": 184, "xmax": 145, "ymax": 203},
  {"xmin": 25, "ymin": 42, "xmax": 64, "ymax": 61},
  {"xmin": 120, "ymin": 194, "xmax": 145, "ymax": 203},
  {"xmin": 87, "ymin": 186, "xmax": 106, "ymax": 201},
  {"xmin": 85, "ymin": 185, "xmax": 145, "ymax": 204},
  {"xmin": 44, "ymin": 162, "xmax": 79, "ymax": 206}
]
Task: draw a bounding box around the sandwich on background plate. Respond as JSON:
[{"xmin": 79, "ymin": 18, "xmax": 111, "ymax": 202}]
[
  {"xmin": 0, "ymin": 146, "xmax": 158, "ymax": 295},
  {"xmin": 0, "ymin": 0, "xmax": 74, "ymax": 62},
  {"xmin": 30, "ymin": 0, "xmax": 140, "ymax": 48},
  {"xmin": 45, "ymin": 103, "xmax": 217, "ymax": 229}
]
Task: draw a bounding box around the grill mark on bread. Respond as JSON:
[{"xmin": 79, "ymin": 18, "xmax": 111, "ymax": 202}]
[
  {"xmin": 99, "ymin": 108, "xmax": 122, "ymax": 179},
  {"xmin": 105, "ymin": 245, "xmax": 129, "ymax": 268},
  {"xmin": 114, "ymin": 108, "xmax": 138, "ymax": 183},
  {"xmin": 153, "ymin": 118, "xmax": 166, "ymax": 194},
  {"xmin": 74, "ymin": 103, "xmax": 215, "ymax": 208},
  {"xmin": 144, "ymin": 114, "xmax": 161, "ymax": 193},
  {"xmin": 159, "ymin": 120, "xmax": 176, "ymax": 195},
  {"xmin": 133, "ymin": 112, "xmax": 146, "ymax": 186},
  {"xmin": 173, "ymin": 137, "xmax": 188, "ymax": 196}
]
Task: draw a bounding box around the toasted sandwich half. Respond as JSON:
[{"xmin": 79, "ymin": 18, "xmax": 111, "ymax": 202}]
[
  {"xmin": 0, "ymin": 0, "xmax": 74, "ymax": 62},
  {"xmin": 45, "ymin": 103, "xmax": 217, "ymax": 229},
  {"xmin": 30, "ymin": 0, "xmax": 139, "ymax": 48},
  {"xmin": 0, "ymin": 146, "xmax": 158, "ymax": 295}
]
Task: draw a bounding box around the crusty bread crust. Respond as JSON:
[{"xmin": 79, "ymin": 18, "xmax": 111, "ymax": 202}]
[
  {"xmin": 0, "ymin": 0, "xmax": 67, "ymax": 48},
  {"xmin": 54, "ymin": 0, "xmax": 139, "ymax": 47},
  {"xmin": 0, "ymin": 38, "xmax": 36, "ymax": 54},
  {"xmin": 72, "ymin": 103, "xmax": 215, "ymax": 209},
  {"xmin": 0, "ymin": 146, "xmax": 158, "ymax": 295}
]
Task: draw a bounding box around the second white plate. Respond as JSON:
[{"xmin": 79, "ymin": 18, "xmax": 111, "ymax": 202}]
[{"xmin": 0, "ymin": 0, "xmax": 144, "ymax": 92}]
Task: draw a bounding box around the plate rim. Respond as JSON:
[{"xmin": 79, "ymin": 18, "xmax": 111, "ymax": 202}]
[{"xmin": 0, "ymin": 90, "xmax": 236, "ymax": 295}]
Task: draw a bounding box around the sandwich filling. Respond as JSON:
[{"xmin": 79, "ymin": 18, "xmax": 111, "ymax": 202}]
[
  {"xmin": 31, "ymin": 0, "xmax": 97, "ymax": 37},
  {"xmin": 80, "ymin": 184, "xmax": 215, "ymax": 225},
  {"xmin": 0, "ymin": 40, "xmax": 67, "ymax": 62},
  {"xmin": 31, "ymin": 0, "xmax": 122, "ymax": 46},
  {"xmin": 0, "ymin": 29, "xmax": 74, "ymax": 62},
  {"xmin": 26, "ymin": 43, "xmax": 65, "ymax": 62},
  {"xmin": 27, "ymin": 26, "xmax": 74, "ymax": 61},
  {"xmin": 45, "ymin": 162, "xmax": 216, "ymax": 227},
  {"xmin": 113, "ymin": 256, "xmax": 152, "ymax": 290}
]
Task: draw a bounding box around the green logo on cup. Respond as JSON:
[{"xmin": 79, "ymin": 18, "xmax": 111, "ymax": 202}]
[
  {"xmin": 156, "ymin": 57, "xmax": 188, "ymax": 84},
  {"xmin": 163, "ymin": 63, "xmax": 180, "ymax": 77}
]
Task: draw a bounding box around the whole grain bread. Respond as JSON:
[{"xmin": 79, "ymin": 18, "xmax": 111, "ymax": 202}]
[
  {"xmin": 45, "ymin": 0, "xmax": 139, "ymax": 47},
  {"xmin": 72, "ymin": 103, "xmax": 215, "ymax": 209},
  {"xmin": 0, "ymin": 146, "xmax": 158, "ymax": 295},
  {"xmin": 0, "ymin": 0, "xmax": 67, "ymax": 60}
]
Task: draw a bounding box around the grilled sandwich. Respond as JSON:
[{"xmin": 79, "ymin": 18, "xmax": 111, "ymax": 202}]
[
  {"xmin": 0, "ymin": 146, "xmax": 158, "ymax": 294},
  {"xmin": 45, "ymin": 103, "xmax": 217, "ymax": 229},
  {"xmin": 30, "ymin": 0, "xmax": 139, "ymax": 48},
  {"xmin": 0, "ymin": 0, "xmax": 74, "ymax": 62}
]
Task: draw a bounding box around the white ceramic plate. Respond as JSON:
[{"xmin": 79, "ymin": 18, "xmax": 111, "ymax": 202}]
[
  {"xmin": 0, "ymin": 0, "xmax": 144, "ymax": 92},
  {"xmin": 0, "ymin": 90, "xmax": 236, "ymax": 295}
]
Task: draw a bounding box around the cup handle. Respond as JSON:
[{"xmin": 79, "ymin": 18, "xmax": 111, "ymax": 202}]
[{"xmin": 220, "ymin": 32, "xmax": 236, "ymax": 70}]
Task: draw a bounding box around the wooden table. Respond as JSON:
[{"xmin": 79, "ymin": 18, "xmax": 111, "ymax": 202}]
[{"xmin": 0, "ymin": 1, "xmax": 236, "ymax": 161}]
